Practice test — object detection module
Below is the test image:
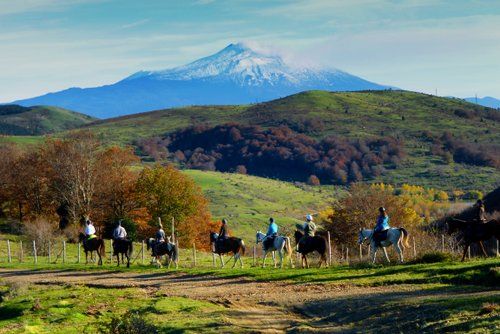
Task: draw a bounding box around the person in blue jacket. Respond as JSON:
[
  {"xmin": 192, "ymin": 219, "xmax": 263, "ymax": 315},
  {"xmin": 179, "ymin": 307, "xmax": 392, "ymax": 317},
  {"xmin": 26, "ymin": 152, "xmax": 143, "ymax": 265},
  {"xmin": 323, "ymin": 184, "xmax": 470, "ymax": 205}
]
[
  {"xmin": 264, "ymin": 217, "xmax": 278, "ymax": 249},
  {"xmin": 373, "ymin": 207, "xmax": 390, "ymax": 245}
]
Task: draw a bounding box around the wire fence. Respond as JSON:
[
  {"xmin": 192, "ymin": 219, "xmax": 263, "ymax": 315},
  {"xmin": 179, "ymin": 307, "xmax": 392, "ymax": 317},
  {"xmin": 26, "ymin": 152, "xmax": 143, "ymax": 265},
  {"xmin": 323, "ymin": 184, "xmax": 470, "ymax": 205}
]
[{"xmin": 0, "ymin": 233, "xmax": 498, "ymax": 268}]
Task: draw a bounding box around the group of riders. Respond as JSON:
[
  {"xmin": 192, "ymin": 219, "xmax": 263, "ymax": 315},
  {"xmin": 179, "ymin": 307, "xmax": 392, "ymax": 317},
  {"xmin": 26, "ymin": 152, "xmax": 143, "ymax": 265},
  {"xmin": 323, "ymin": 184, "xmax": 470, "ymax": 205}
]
[{"xmin": 80, "ymin": 198, "xmax": 489, "ymax": 262}]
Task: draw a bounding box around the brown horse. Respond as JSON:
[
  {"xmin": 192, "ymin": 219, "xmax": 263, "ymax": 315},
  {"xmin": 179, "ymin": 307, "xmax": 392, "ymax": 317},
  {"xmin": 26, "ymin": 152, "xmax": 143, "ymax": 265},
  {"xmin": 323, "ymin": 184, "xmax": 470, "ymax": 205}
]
[
  {"xmin": 447, "ymin": 219, "xmax": 500, "ymax": 261},
  {"xmin": 210, "ymin": 232, "xmax": 245, "ymax": 268},
  {"xmin": 294, "ymin": 230, "xmax": 328, "ymax": 268},
  {"xmin": 78, "ymin": 233, "xmax": 105, "ymax": 265}
]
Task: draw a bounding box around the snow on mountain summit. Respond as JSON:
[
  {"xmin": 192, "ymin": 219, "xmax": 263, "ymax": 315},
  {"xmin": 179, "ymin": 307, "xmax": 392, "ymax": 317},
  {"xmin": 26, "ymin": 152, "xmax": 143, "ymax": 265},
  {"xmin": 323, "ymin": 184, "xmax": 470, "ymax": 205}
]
[{"xmin": 126, "ymin": 43, "xmax": 340, "ymax": 86}]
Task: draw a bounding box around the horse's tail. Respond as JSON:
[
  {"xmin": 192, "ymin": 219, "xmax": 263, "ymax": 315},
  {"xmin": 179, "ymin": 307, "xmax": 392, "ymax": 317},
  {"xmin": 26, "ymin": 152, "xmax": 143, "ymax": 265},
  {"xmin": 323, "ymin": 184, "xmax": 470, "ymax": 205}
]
[
  {"xmin": 128, "ymin": 240, "xmax": 133, "ymax": 257},
  {"xmin": 284, "ymin": 237, "xmax": 292, "ymax": 258},
  {"xmin": 239, "ymin": 239, "xmax": 246, "ymax": 256},
  {"xmin": 172, "ymin": 242, "xmax": 179, "ymax": 262},
  {"xmin": 399, "ymin": 227, "xmax": 410, "ymax": 248},
  {"xmin": 99, "ymin": 239, "xmax": 106, "ymax": 257}
]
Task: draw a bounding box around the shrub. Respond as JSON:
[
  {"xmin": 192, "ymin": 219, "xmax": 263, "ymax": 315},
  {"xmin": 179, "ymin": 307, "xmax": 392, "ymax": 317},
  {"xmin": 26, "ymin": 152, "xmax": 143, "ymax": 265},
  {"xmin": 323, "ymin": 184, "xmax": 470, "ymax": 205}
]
[
  {"xmin": 412, "ymin": 251, "xmax": 455, "ymax": 263},
  {"xmin": 99, "ymin": 311, "xmax": 159, "ymax": 334}
]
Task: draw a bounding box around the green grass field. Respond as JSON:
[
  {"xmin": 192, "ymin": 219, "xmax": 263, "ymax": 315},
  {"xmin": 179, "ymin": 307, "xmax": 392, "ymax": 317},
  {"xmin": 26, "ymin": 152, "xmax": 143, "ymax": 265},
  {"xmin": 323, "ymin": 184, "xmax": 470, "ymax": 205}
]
[{"xmin": 184, "ymin": 170, "xmax": 338, "ymax": 239}]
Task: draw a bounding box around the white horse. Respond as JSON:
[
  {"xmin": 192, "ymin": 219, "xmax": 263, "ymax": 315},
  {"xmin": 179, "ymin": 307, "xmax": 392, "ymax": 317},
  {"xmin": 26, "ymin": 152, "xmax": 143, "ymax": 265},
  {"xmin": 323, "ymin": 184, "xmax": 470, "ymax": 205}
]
[
  {"xmin": 256, "ymin": 231, "xmax": 294, "ymax": 268},
  {"xmin": 358, "ymin": 227, "xmax": 410, "ymax": 263}
]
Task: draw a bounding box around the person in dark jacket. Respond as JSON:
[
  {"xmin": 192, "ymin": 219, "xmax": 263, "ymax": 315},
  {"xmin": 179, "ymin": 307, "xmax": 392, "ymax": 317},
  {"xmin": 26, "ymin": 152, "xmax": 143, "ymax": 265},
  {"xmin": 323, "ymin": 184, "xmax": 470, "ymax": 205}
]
[{"xmin": 218, "ymin": 218, "xmax": 229, "ymax": 240}]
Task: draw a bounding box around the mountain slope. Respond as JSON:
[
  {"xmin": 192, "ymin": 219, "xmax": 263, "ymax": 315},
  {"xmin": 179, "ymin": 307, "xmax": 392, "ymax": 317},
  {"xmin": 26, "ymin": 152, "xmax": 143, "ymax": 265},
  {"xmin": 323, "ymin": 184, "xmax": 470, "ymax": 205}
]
[
  {"xmin": 464, "ymin": 96, "xmax": 500, "ymax": 109},
  {"xmin": 13, "ymin": 43, "xmax": 390, "ymax": 118},
  {"xmin": 0, "ymin": 105, "xmax": 95, "ymax": 135},
  {"xmin": 86, "ymin": 90, "xmax": 500, "ymax": 191}
]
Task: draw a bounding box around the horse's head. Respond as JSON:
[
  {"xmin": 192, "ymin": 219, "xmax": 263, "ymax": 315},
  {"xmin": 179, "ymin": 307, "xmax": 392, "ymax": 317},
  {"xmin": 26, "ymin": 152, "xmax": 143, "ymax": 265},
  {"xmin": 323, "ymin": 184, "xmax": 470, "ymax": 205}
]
[
  {"xmin": 294, "ymin": 229, "xmax": 304, "ymax": 243},
  {"xmin": 255, "ymin": 231, "xmax": 265, "ymax": 244},
  {"xmin": 358, "ymin": 227, "xmax": 372, "ymax": 244},
  {"xmin": 446, "ymin": 219, "xmax": 462, "ymax": 235},
  {"xmin": 78, "ymin": 232, "xmax": 85, "ymax": 243},
  {"xmin": 146, "ymin": 238, "xmax": 154, "ymax": 250},
  {"xmin": 210, "ymin": 232, "xmax": 218, "ymax": 243}
]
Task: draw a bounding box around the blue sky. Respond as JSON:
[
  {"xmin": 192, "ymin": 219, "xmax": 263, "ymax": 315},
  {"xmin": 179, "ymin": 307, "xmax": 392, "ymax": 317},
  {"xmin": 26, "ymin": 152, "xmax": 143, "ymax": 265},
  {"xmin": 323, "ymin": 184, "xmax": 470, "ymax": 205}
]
[{"xmin": 1, "ymin": 0, "xmax": 499, "ymax": 101}]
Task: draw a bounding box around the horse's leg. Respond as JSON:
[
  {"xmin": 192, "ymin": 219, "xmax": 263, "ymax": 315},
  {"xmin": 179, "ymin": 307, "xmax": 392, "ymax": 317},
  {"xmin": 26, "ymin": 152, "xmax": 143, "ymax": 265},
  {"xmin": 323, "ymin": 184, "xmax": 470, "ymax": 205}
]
[
  {"xmin": 219, "ymin": 254, "xmax": 224, "ymax": 268},
  {"xmin": 126, "ymin": 254, "xmax": 130, "ymax": 268},
  {"xmin": 382, "ymin": 247, "xmax": 390, "ymax": 263},
  {"xmin": 479, "ymin": 241, "xmax": 488, "ymax": 257},
  {"xmin": 85, "ymin": 251, "xmax": 88, "ymax": 264},
  {"xmin": 232, "ymin": 253, "xmax": 238, "ymax": 269},
  {"xmin": 394, "ymin": 243, "xmax": 404, "ymax": 263},
  {"xmin": 116, "ymin": 253, "xmax": 120, "ymax": 266},
  {"xmin": 279, "ymin": 250, "xmax": 284, "ymax": 269},
  {"xmin": 272, "ymin": 251, "xmax": 277, "ymax": 268},
  {"xmin": 304, "ymin": 255, "xmax": 309, "ymax": 269},
  {"xmin": 262, "ymin": 251, "xmax": 268, "ymax": 268},
  {"xmin": 461, "ymin": 243, "xmax": 469, "ymax": 262},
  {"xmin": 239, "ymin": 252, "xmax": 244, "ymax": 268},
  {"xmin": 372, "ymin": 244, "xmax": 378, "ymax": 264}
]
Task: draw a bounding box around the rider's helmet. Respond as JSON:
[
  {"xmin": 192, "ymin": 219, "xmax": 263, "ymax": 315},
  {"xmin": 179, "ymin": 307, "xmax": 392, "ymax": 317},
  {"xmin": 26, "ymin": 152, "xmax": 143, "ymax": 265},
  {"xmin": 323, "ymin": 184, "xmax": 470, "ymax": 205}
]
[
  {"xmin": 117, "ymin": 220, "xmax": 122, "ymax": 227},
  {"xmin": 476, "ymin": 199, "xmax": 483, "ymax": 206},
  {"xmin": 306, "ymin": 214, "xmax": 313, "ymax": 222},
  {"xmin": 222, "ymin": 218, "xmax": 228, "ymax": 225},
  {"xmin": 379, "ymin": 207, "xmax": 386, "ymax": 214},
  {"xmin": 269, "ymin": 217, "xmax": 274, "ymax": 224}
]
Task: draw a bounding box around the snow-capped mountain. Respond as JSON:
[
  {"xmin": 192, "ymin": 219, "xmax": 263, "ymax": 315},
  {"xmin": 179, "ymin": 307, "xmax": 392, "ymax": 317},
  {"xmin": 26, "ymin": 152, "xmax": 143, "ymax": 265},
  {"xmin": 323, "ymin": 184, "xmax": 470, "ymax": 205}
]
[{"xmin": 13, "ymin": 43, "xmax": 392, "ymax": 118}]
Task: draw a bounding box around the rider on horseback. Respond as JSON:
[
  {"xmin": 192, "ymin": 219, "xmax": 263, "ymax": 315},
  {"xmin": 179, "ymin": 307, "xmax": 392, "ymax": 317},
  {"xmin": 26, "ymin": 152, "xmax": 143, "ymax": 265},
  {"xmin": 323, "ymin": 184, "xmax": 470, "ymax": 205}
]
[
  {"xmin": 296, "ymin": 214, "xmax": 316, "ymax": 250},
  {"xmin": 83, "ymin": 218, "xmax": 96, "ymax": 248},
  {"xmin": 218, "ymin": 218, "xmax": 229, "ymax": 240},
  {"xmin": 113, "ymin": 220, "xmax": 127, "ymax": 242},
  {"xmin": 475, "ymin": 200, "xmax": 487, "ymax": 224},
  {"xmin": 373, "ymin": 207, "xmax": 390, "ymax": 245},
  {"xmin": 156, "ymin": 221, "xmax": 166, "ymax": 243},
  {"xmin": 263, "ymin": 217, "xmax": 278, "ymax": 249}
]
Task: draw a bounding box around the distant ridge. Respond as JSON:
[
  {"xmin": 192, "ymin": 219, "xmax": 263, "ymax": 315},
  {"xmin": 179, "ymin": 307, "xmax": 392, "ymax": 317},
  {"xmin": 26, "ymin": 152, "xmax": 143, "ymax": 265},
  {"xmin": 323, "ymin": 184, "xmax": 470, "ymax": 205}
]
[
  {"xmin": 0, "ymin": 104, "xmax": 95, "ymax": 135},
  {"xmin": 464, "ymin": 96, "xmax": 500, "ymax": 109},
  {"xmin": 13, "ymin": 43, "xmax": 392, "ymax": 118}
]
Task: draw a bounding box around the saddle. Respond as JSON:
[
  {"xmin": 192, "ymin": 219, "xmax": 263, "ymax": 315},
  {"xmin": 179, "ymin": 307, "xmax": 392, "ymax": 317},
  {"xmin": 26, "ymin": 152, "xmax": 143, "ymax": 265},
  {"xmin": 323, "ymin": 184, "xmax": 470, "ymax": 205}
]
[
  {"xmin": 373, "ymin": 230, "xmax": 388, "ymax": 246},
  {"xmin": 263, "ymin": 235, "xmax": 277, "ymax": 250}
]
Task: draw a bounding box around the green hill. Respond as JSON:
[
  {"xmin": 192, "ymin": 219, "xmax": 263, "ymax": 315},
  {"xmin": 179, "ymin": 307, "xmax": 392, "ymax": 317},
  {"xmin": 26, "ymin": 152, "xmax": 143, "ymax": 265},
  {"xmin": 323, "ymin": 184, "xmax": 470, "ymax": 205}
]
[
  {"xmin": 0, "ymin": 104, "xmax": 95, "ymax": 135},
  {"xmin": 184, "ymin": 170, "xmax": 337, "ymax": 240},
  {"xmin": 87, "ymin": 90, "xmax": 499, "ymax": 191}
]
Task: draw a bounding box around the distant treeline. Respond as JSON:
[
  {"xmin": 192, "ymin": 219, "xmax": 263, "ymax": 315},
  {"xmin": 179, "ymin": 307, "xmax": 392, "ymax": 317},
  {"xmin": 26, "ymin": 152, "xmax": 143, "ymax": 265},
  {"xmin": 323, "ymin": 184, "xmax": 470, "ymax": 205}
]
[
  {"xmin": 426, "ymin": 131, "xmax": 500, "ymax": 169},
  {"xmin": 137, "ymin": 123, "xmax": 405, "ymax": 184}
]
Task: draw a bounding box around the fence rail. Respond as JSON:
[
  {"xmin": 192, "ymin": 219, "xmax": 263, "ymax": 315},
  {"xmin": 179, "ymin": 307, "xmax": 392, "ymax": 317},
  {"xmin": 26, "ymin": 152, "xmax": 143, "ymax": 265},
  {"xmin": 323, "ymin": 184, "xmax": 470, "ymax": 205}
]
[{"xmin": 0, "ymin": 235, "xmax": 498, "ymax": 268}]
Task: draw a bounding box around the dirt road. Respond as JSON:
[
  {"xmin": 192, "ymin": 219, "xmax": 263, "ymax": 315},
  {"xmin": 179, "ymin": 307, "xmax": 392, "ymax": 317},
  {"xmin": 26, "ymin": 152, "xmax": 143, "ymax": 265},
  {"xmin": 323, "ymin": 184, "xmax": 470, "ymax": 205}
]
[{"xmin": 0, "ymin": 269, "xmax": 497, "ymax": 333}]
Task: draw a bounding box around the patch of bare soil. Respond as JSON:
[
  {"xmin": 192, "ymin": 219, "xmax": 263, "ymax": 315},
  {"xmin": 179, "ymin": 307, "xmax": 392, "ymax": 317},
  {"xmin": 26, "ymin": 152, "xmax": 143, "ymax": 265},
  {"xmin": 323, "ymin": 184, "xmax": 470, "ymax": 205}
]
[{"xmin": 0, "ymin": 269, "xmax": 497, "ymax": 333}]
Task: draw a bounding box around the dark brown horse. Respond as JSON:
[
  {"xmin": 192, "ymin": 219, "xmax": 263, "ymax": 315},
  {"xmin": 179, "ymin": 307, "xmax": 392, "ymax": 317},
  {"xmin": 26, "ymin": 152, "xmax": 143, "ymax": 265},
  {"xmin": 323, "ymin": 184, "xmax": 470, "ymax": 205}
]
[
  {"xmin": 210, "ymin": 232, "xmax": 245, "ymax": 268},
  {"xmin": 146, "ymin": 238, "xmax": 178, "ymax": 269},
  {"xmin": 294, "ymin": 230, "xmax": 328, "ymax": 268},
  {"xmin": 78, "ymin": 233, "xmax": 105, "ymax": 265},
  {"xmin": 447, "ymin": 219, "xmax": 499, "ymax": 261},
  {"xmin": 112, "ymin": 239, "xmax": 133, "ymax": 268}
]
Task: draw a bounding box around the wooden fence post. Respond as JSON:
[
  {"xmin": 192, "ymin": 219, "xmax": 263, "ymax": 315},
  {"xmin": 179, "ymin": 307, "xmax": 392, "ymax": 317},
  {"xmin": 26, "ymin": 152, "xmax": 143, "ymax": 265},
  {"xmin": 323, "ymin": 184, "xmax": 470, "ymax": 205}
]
[
  {"xmin": 341, "ymin": 244, "xmax": 344, "ymax": 261},
  {"xmin": 327, "ymin": 231, "xmax": 332, "ymax": 265},
  {"xmin": 48, "ymin": 241, "xmax": 51, "ymax": 263},
  {"xmin": 412, "ymin": 237, "xmax": 417, "ymax": 258},
  {"xmin": 7, "ymin": 240, "xmax": 12, "ymax": 263},
  {"xmin": 441, "ymin": 234, "xmax": 445, "ymax": 252},
  {"xmin": 62, "ymin": 241, "xmax": 66, "ymax": 264},
  {"xmin": 19, "ymin": 240, "xmax": 23, "ymax": 262},
  {"xmin": 252, "ymin": 245, "xmax": 256, "ymax": 266},
  {"xmin": 346, "ymin": 247, "xmax": 349, "ymax": 265},
  {"xmin": 468, "ymin": 246, "xmax": 471, "ymax": 259},
  {"xmin": 33, "ymin": 240, "xmax": 37, "ymax": 264},
  {"xmin": 192, "ymin": 243, "xmax": 197, "ymax": 267},
  {"xmin": 359, "ymin": 244, "xmax": 363, "ymax": 261},
  {"xmin": 141, "ymin": 240, "xmax": 145, "ymax": 265},
  {"xmin": 368, "ymin": 244, "xmax": 371, "ymax": 258},
  {"xmin": 496, "ymin": 239, "xmax": 499, "ymax": 257},
  {"xmin": 77, "ymin": 242, "xmax": 81, "ymax": 264},
  {"xmin": 109, "ymin": 239, "xmax": 113, "ymax": 263}
]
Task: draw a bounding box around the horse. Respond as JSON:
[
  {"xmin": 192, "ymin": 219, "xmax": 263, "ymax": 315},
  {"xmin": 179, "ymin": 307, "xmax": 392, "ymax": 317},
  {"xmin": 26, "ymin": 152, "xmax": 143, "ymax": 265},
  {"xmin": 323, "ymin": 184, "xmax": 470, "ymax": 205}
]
[
  {"xmin": 210, "ymin": 232, "xmax": 245, "ymax": 268},
  {"xmin": 255, "ymin": 231, "xmax": 294, "ymax": 268},
  {"xmin": 294, "ymin": 230, "xmax": 328, "ymax": 268},
  {"xmin": 78, "ymin": 233, "xmax": 105, "ymax": 265},
  {"xmin": 447, "ymin": 218, "xmax": 499, "ymax": 262},
  {"xmin": 146, "ymin": 237, "xmax": 178, "ymax": 269},
  {"xmin": 112, "ymin": 238, "xmax": 133, "ymax": 268},
  {"xmin": 358, "ymin": 227, "xmax": 410, "ymax": 263}
]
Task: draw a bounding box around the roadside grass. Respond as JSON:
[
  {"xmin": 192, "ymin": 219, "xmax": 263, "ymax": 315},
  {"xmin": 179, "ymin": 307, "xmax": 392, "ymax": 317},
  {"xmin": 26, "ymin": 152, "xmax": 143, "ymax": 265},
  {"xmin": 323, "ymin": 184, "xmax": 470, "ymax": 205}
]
[{"xmin": 0, "ymin": 283, "xmax": 226, "ymax": 334}]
